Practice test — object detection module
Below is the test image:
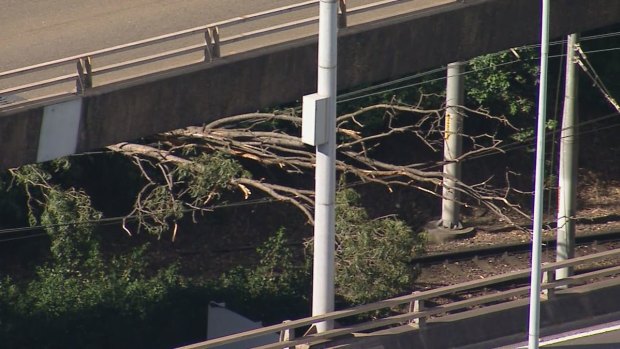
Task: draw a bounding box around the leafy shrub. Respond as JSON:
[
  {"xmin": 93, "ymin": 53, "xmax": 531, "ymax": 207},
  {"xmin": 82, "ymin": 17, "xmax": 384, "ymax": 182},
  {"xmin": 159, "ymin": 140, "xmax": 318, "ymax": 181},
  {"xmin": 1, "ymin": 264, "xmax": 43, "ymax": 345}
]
[
  {"xmin": 215, "ymin": 228, "xmax": 311, "ymax": 324},
  {"xmin": 334, "ymin": 188, "xmax": 425, "ymax": 304}
]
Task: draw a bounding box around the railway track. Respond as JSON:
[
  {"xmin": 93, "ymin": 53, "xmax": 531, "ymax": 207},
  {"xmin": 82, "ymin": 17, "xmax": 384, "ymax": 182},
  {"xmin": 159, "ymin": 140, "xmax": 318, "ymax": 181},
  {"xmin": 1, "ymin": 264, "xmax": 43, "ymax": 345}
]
[{"xmin": 413, "ymin": 228, "xmax": 620, "ymax": 288}]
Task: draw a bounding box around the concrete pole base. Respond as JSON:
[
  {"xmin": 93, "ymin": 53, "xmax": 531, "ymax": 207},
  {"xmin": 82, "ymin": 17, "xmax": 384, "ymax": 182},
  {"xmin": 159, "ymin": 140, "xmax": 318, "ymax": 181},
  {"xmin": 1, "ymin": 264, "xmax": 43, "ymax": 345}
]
[{"xmin": 425, "ymin": 219, "xmax": 475, "ymax": 244}]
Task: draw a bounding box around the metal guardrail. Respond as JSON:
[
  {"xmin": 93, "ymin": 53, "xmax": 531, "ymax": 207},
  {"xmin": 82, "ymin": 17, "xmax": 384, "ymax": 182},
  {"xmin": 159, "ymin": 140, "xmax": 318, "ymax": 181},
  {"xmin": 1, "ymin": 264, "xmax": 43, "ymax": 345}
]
[
  {"xmin": 0, "ymin": 0, "xmax": 411, "ymax": 110},
  {"xmin": 177, "ymin": 247, "xmax": 620, "ymax": 349}
]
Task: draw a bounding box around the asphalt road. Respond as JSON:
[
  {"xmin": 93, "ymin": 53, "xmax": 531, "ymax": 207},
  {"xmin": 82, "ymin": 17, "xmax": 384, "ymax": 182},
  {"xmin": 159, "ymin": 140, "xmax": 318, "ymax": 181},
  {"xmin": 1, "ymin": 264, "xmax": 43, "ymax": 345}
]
[
  {"xmin": 0, "ymin": 0, "xmax": 453, "ymax": 102},
  {"xmin": 0, "ymin": 0, "xmax": 307, "ymax": 71},
  {"xmin": 1, "ymin": 0, "xmax": 453, "ymax": 71}
]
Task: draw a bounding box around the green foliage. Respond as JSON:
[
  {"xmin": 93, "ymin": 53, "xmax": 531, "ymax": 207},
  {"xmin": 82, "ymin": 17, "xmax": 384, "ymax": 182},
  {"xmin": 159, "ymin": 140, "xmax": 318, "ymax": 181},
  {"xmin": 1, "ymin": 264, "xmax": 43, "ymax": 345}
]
[
  {"xmin": 135, "ymin": 151, "xmax": 248, "ymax": 237},
  {"xmin": 466, "ymin": 49, "xmax": 539, "ymax": 119},
  {"xmin": 509, "ymin": 119, "xmax": 559, "ymax": 150},
  {"xmin": 215, "ymin": 190, "xmax": 426, "ymax": 318},
  {"xmin": 10, "ymin": 163, "xmax": 102, "ymax": 269},
  {"xmin": 464, "ymin": 48, "xmax": 543, "ymax": 152},
  {"xmin": 0, "ymin": 247, "xmax": 186, "ymax": 349},
  {"xmin": 251, "ymin": 227, "xmax": 306, "ymax": 294},
  {"xmin": 334, "ymin": 188, "xmax": 424, "ymax": 305},
  {"xmin": 0, "ymin": 175, "xmax": 28, "ymax": 227},
  {"xmin": 42, "ymin": 188, "xmax": 102, "ymax": 269},
  {"xmin": 1, "ymin": 162, "xmax": 190, "ymax": 348},
  {"xmin": 176, "ymin": 151, "xmax": 248, "ymax": 202},
  {"xmin": 216, "ymin": 228, "xmax": 310, "ymax": 323},
  {"xmin": 219, "ymin": 228, "xmax": 305, "ymax": 297},
  {"xmin": 137, "ymin": 184, "xmax": 185, "ymax": 236},
  {"xmin": 27, "ymin": 246, "xmax": 182, "ymax": 316}
]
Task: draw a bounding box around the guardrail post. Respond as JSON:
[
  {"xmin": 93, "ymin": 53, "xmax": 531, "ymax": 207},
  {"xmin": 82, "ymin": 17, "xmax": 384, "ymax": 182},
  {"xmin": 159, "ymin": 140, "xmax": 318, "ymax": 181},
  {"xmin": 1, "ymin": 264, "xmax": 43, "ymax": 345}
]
[
  {"xmin": 76, "ymin": 57, "xmax": 93, "ymax": 94},
  {"xmin": 338, "ymin": 0, "xmax": 347, "ymax": 28},
  {"xmin": 204, "ymin": 26, "xmax": 221, "ymax": 62},
  {"xmin": 204, "ymin": 28, "xmax": 214, "ymax": 61},
  {"xmin": 409, "ymin": 292, "xmax": 426, "ymax": 328},
  {"xmin": 278, "ymin": 320, "xmax": 294, "ymax": 349},
  {"xmin": 542, "ymin": 270, "xmax": 555, "ymax": 299}
]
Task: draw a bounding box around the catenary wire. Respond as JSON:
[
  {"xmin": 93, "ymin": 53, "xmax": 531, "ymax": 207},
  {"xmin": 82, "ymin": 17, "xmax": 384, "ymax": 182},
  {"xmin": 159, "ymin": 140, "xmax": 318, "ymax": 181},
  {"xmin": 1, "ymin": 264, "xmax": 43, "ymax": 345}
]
[
  {"xmin": 2, "ymin": 32, "xmax": 620, "ymax": 241},
  {"xmin": 337, "ymin": 31, "xmax": 620, "ymax": 104},
  {"xmin": 0, "ymin": 197, "xmax": 279, "ymax": 242}
]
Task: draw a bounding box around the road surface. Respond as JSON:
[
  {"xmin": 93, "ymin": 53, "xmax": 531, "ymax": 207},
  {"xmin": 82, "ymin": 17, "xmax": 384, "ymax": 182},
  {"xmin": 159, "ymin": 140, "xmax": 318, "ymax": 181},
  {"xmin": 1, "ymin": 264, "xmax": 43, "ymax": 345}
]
[
  {"xmin": 0, "ymin": 0, "xmax": 453, "ymax": 103},
  {"xmin": 1, "ymin": 0, "xmax": 454, "ymax": 71},
  {"xmin": 1, "ymin": 0, "xmax": 308, "ymax": 71}
]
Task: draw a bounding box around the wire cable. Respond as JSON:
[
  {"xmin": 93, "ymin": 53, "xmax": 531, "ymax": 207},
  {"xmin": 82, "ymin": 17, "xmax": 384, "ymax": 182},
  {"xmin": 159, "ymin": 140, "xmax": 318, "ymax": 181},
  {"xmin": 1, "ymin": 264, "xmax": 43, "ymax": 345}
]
[
  {"xmin": 3, "ymin": 31, "xmax": 620, "ymax": 242},
  {"xmin": 336, "ymin": 31, "xmax": 620, "ymax": 104},
  {"xmin": 0, "ymin": 197, "xmax": 279, "ymax": 242}
]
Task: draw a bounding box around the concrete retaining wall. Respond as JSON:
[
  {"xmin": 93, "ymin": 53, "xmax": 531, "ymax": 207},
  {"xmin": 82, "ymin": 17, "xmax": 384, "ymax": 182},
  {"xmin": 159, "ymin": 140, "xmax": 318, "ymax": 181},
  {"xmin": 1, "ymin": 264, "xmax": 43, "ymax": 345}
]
[{"xmin": 2, "ymin": 0, "xmax": 620, "ymax": 169}]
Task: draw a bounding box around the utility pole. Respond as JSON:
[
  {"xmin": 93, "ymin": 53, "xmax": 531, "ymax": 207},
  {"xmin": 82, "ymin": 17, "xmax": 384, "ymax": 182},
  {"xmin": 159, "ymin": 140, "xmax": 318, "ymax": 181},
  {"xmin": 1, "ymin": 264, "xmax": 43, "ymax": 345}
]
[
  {"xmin": 556, "ymin": 33, "xmax": 580, "ymax": 280},
  {"xmin": 311, "ymin": 0, "xmax": 338, "ymax": 333},
  {"xmin": 528, "ymin": 0, "xmax": 551, "ymax": 348},
  {"xmin": 441, "ymin": 62, "xmax": 465, "ymax": 229}
]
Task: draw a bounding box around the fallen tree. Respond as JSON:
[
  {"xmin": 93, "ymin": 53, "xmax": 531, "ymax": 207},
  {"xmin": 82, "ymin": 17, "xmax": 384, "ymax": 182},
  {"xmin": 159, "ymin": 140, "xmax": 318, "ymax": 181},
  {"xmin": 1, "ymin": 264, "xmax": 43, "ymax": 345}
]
[{"xmin": 106, "ymin": 98, "xmax": 530, "ymax": 238}]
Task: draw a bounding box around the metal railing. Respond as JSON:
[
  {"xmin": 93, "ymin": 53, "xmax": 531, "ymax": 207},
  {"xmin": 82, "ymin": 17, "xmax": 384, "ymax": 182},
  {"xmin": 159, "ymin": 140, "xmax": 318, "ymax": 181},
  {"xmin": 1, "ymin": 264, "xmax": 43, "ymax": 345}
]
[
  {"xmin": 177, "ymin": 247, "xmax": 620, "ymax": 349},
  {"xmin": 0, "ymin": 0, "xmax": 413, "ymax": 110}
]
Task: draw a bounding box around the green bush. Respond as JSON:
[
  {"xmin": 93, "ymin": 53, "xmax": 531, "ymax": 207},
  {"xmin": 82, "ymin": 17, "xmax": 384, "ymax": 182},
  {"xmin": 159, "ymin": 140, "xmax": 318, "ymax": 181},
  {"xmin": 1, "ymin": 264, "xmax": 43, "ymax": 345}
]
[
  {"xmin": 334, "ymin": 189, "xmax": 425, "ymax": 304},
  {"xmin": 0, "ymin": 246, "xmax": 188, "ymax": 349},
  {"xmin": 215, "ymin": 228, "xmax": 311, "ymax": 324},
  {"xmin": 0, "ymin": 163, "xmax": 192, "ymax": 348}
]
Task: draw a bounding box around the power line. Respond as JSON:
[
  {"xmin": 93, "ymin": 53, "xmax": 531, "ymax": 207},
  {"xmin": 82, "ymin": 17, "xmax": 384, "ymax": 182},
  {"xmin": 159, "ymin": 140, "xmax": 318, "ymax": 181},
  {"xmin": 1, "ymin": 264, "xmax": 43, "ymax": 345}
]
[
  {"xmin": 336, "ymin": 67, "xmax": 446, "ymax": 102},
  {"xmin": 450, "ymin": 110, "xmax": 620, "ymax": 164},
  {"xmin": 0, "ymin": 233, "xmax": 48, "ymax": 243},
  {"xmin": 4, "ymin": 32, "xmax": 620, "ymax": 242},
  {"xmin": 342, "ymin": 109, "xmax": 620, "ymax": 187},
  {"xmin": 336, "ymin": 45, "xmax": 612, "ymax": 104},
  {"xmin": 337, "ymin": 31, "xmax": 620, "ymax": 104},
  {"xmin": 0, "ymin": 197, "xmax": 278, "ymax": 242},
  {"xmin": 3, "ymin": 110, "xmax": 618, "ymax": 243}
]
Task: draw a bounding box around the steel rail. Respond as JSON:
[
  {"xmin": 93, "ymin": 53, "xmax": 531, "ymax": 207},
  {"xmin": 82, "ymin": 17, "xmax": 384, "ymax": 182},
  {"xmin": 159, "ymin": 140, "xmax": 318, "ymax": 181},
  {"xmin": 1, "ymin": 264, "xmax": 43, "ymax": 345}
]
[
  {"xmin": 221, "ymin": 0, "xmax": 405, "ymax": 45},
  {"xmin": 221, "ymin": 16, "xmax": 319, "ymax": 45},
  {"xmin": 92, "ymin": 44, "xmax": 206, "ymax": 76},
  {"xmin": 0, "ymin": 0, "xmax": 318, "ymax": 79},
  {"xmin": 412, "ymin": 227, "xmax": 620, "ymax": 266},
  {"xmin": 176, "ymin": 247, "xmax": 620, "ymax": 349},
  {"xmin": 0, "ymin": 73, "xmax": 77, "ymax": 95},
  {"xmin": 260, "ymin": 265, "xmax": 620, "ymax": 349},
  {"xmin": 0, "ymin": 0, "xmax": 412, "ymax": 109}
]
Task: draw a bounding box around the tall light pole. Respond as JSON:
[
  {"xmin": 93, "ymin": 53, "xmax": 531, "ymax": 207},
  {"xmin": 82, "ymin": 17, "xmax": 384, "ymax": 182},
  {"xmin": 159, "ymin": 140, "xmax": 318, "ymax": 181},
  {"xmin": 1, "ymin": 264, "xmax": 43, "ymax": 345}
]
[
  {"xmin": 528, "ymin": 0, "xmax": 551, "ymax": 348},
  {"xmin": 307, "ymin": 0, "xmax": 338, "ymax": 333}
]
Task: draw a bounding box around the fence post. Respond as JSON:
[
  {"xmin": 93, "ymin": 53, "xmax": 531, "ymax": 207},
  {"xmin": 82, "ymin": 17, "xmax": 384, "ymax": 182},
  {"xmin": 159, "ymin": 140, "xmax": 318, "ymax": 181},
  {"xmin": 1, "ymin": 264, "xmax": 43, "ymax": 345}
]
[
  {"xmin": 542, "ymin": 269, "xmax": 555, "ymax": 299},
  {"xmin": 338, "ymin": 0, "xmax": 347, "ymax": 28},
  {"xmin": 204, "ymin": 29, "xmax": 214, "ymax": 62},
  {"xmin": 204, "ymin": 27, "xmax": 221, "ymax": 62},
  {"xmin": 409, "ymin": 292, "xmax": 426, "ymax": 328},
  {"xmin": 76, "ymin": 57, "xmax": 93, "ymax": 94},
  {"xmin": 211, "ymin": 26, "xmax": 221, "ymax": 59},
  {"xmin": 279, "ymin": 320, "xmax": 294, "ymax": 349}
]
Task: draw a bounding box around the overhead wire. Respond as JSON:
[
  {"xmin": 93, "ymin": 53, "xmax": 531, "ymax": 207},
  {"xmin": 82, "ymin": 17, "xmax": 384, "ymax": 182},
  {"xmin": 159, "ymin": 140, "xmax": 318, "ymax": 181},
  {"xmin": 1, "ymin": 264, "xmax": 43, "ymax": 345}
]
[
  {"xmin": 336, "ymin": 30, "xmax": 620, "ymax": 104},
  {"xmin": 547, "ymin": 38, "xmax": 566, "ymax": 215},
  {"xmin": 0, "ymin": 197, "xmax": 279, "ymax": 242},
  {"xmin": 338, "ymin": 109, "xmax": 620, "ymax": 193},
  {"xmin": 2, "ymin": 31, "xmax": 620, "ymax": 242},
  {"xmin": 335, "ymin": 31, "xmax": 620, "ymax": 169}
]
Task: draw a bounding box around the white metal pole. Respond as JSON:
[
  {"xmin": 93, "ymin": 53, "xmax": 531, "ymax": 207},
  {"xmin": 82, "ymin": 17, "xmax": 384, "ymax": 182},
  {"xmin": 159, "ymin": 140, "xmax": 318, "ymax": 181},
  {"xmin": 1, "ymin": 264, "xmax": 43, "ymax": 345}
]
[
  {"xmin": 528, "ymin": 0, "xmax": 551, "ymax": 348},
  {"xmin": 442, "ymin": 62, "xmax": 465, "ymax": 229},
  {"xmin": 312, "ymin": 0, "xmax": 337, "ymax": 332},
  {"xmin": 556, "ymin": 33, "xmax": 579, "ymax": 280}
]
